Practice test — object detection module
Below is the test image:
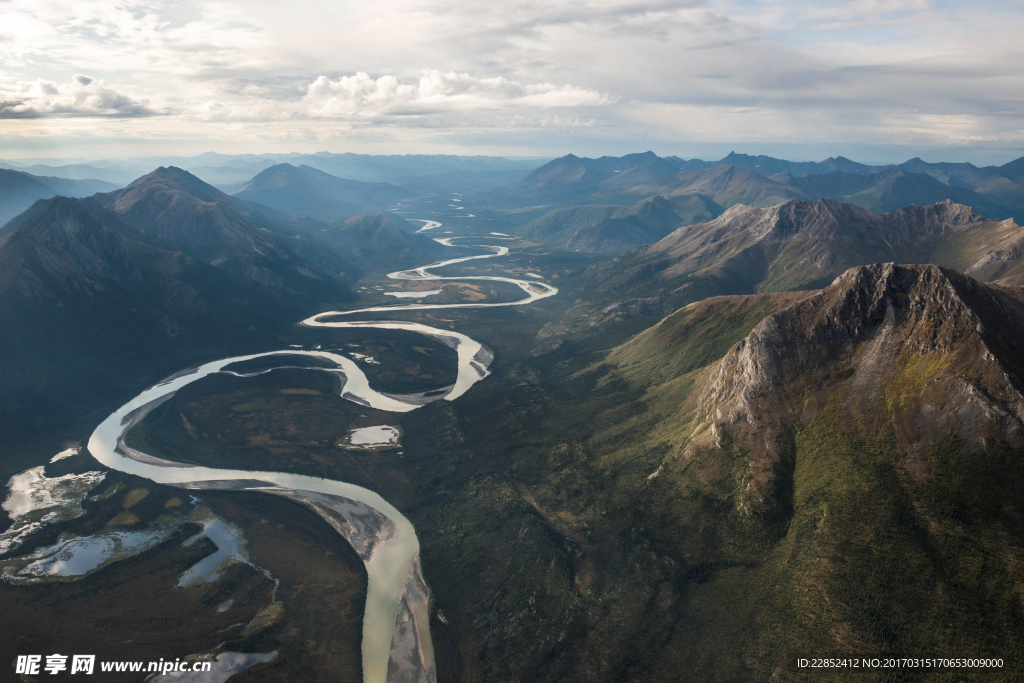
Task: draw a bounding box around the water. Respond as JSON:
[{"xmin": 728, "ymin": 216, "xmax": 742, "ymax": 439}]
[{"xmin": 87, "ymin": 218, "xmax": 555, "ymax": 683}]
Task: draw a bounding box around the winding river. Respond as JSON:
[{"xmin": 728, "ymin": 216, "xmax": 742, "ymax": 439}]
[{"xmin": 87, "ymin": 220, "xmax": 557, "ymax": 683}]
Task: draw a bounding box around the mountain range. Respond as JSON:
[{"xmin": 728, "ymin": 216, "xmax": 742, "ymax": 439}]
[
  {"xmin": 0, "ymin": 152, "xmax": 544, "ymax": 191},
  {"xmin": 539, "ymin": 198, "xmax": 1024, "ymax": 348},
  {"xmin": 473, "ymin": 152, "xmax": 1024, "ymax": 255},
  {"xmin": 0, "ymin": 168, "xmax": 119, "ymax": 226}
]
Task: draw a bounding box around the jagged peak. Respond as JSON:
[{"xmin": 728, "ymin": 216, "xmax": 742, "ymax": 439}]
[{"xmin": 685, "ymin": 262, "xmax": 1024, "ymax": 512}]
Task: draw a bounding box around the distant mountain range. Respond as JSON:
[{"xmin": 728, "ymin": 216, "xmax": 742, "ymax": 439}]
[
  {"xmin": 0, "ymin": 168, "xmax": 119, "ymax": 225},
  {"xmin": 540, "ymin": 198, "xmax": 1024, "ymax": 349},
  {"xmin": 473, "ymin": 152, "xmax": 1024, "ymax": 254},
  {"xmin": 233, "ymin": 163, "xmax": 411, "ymax": 221},
  {"xmin": 0, "ymin": 152, "xmax": 544, "ymax": 191}
]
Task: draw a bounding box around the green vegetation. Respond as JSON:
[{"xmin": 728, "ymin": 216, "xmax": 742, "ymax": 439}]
[{"xmin": 607, "ymin": 293, "xmax": 808, "ymax": 385}]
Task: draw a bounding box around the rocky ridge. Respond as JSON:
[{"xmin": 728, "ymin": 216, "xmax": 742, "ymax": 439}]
[{"xmin": 683, "ymin": 263, "xmax": 1024, "ymax": 512}]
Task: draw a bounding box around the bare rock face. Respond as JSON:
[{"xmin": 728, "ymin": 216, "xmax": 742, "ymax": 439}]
[{"xmin": 686, "ymin": 263, "xmax": 1024, "ymax": 512}]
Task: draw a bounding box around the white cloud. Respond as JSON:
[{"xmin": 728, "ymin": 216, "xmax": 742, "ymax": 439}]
[
  {"xmin": 0, "ymin": 74, "xmax": 156, "ymax": 118},
  {"xmin": 0, "ymin": 0, "xmax": 1023, "ymax": 161},
  {"xmin": 301, "ymin": 70, "xmax": 613, "ymax": 118}
]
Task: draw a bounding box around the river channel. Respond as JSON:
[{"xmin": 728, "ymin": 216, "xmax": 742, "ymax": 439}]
[{"xmin": 87, "ymin": 221, "xmax": 557, "ymax": 683}]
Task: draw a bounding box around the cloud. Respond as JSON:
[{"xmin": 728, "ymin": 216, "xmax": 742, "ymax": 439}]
[
  {"xmin": 0, "ymin": 74, "xmax": 156, "ymax": 118},
  {"xmin": 301, "ymin": 70, "xmax": 613, "ymax": 118},
  {"xmin": 1, "ymin": 0, "xmax": 1023, "ymax": 162}
]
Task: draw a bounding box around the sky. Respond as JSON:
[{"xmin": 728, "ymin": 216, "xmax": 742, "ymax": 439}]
[{"xmin": 1, "ymin": 0, "xmax": 1023, "ymax": 164}]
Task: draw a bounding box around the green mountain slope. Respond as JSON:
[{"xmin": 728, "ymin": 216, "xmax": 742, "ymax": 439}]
[{"xmin": 516, "ymin": 195, "xmax": 721, "ymax": 253}]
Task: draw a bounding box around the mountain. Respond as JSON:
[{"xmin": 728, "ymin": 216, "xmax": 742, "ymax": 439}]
[
  {"xmin": 0, "ymin": 171, "xmax": 357, "ymax": 448},
  {"xmin": 676, "ymin": 263, "xmax": 1024, "ymax": 508},
  {"xmin": 516, "ymin": 195, "xmax": 720, "ymax": 253},
  {"xmin": 601, "ymin": 164, "xmax": 805, "ymax": 208},
  {"xmin": 0, "ymin": 168, "xmax": 119, "ymax": 225},
  {"xmin": 539, "ymin": 199, "xmax": 1024, "ymax": 348},
  {"xmin": 315, "ymin": 212, "xmax": 447, "ymax": 272},
  {"xmin": 781, "ymin": 167, "xmax": 1012, "ymax": 217},
  {"xmin": 473, "ymin": 152, "xmax": 671, "ymax": 207},
  {"xmin": 563, "ymin": 263, "xmax": 1024, "ymax": 677},
  {"xmin": 716, "ymin": 151, "xmax": 888, "ymax": 177},
  {"xmin": 232, "ymin": 163, "xmax": 409, "ymax": 220},
  {"xmin": 93, "ymin": 166, "xmax": 360, "ymax": 291},
  {"xmin": 473, "ymin": 152, "xmax": 1024, "ymax": 230}
]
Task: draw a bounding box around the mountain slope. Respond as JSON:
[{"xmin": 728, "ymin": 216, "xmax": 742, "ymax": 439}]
[
  {"xmin": 577, "ymin": 199, "xmax": 1023, "ymax": 313},
  {"xmin": 0, "ymin": 180, "xmax": 355, "ymax": 448},
  {"xmin": 679, "ymin": 264, "xmax": 1024, "ymax": 509},
  {"xmin": 94, "ymin": 166, "xmax": 355, "ymax": 296},
  {"xmin": 516, "ymin": 195, "xmax": 721, "ymax": 253},
  {"xmin": 232, "ymin": 163, "xmax": 409, "ymax": 220},
  {"xmin": 0, "ymin": 168, "xmax": 119, "ymax": 225},
  {"xmin": 315, "ymin": 212, "xmax": 446, "ymax": 272},
  {"xmin": 573, "ymin": 264, "xmax": 1024, "ymax": 679}
]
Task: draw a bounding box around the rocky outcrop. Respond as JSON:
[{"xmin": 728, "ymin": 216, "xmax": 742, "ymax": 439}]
[{"xmin": 686, "ymin": 263, "xmax": 1024, "ymax": 512}]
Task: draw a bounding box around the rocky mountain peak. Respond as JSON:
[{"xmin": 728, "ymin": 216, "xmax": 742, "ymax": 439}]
[{"xmin": 686, "ymin": 263, "xmax": 1024, "ymax": 513}]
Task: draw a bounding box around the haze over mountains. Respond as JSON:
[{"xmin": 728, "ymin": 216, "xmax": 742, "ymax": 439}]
[
  {"xmin": 234, "ymin": 164, "xmax": 410, "ymax": 221},
  {"xmin": 3, "ymin": 147, "xmax": 1024, "ymax": 681},
  {"xmin": 0, "ymin": 152, "xmax": 545, "ymax": 191},
  {"xmin": 466, "ymin": 151, "xmax": 1024, "ymax": 256},
  {"xmin": 0, "ymin": 168, "xmax": 118, "ymax": 225}
]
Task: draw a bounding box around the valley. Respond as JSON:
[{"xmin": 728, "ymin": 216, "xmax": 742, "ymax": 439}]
[{"xmin": 2, "ymin": 154, "xmax": 1024, "ymax": 682}]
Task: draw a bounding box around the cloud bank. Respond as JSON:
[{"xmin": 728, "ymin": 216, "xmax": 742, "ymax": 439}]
[
  {"xmin": 0, "ymin": 74, "xmax": 155, "ymax": 118},
  {"xmin": 0, "ymin": 0, "xmax": 1022, "ymax": 161},
  {"xmin": 302, "ymin": 70, "xmax": 612, "ymax": 117}
]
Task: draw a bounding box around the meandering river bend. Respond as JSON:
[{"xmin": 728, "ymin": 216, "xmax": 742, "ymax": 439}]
[{"xmin": 87, "ymin": 222, "xmax": 557, "ymax": 683}]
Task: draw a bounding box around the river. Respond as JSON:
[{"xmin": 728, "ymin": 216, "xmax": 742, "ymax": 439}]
[{"xmin": 87, "ymin": 222, "xmax": 556, "ymax": 683}]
